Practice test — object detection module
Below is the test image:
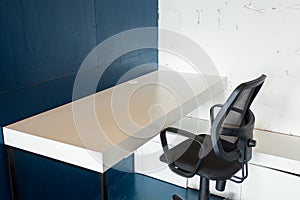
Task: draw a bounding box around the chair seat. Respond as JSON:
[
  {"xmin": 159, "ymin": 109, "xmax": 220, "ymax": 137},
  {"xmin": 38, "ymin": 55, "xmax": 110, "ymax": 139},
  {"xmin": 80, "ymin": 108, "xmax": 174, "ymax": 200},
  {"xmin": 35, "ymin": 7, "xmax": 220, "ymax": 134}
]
[{"xmin": 160, "ymin": 134, "xmax": 242, "ymax": 180}]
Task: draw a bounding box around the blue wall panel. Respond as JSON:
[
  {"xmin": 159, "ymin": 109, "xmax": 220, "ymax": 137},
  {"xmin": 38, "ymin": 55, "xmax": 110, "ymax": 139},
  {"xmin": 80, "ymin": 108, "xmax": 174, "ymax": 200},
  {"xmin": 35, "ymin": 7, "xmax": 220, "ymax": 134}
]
[
  {"xmin": 7, "ymin": 147, "xmax": 135, "ymax": 200},
  {"xmin": 0, "ymin": 74, "xmax": 76, "ymax": 127},
  {"xmin": 96, "ymin": 0, "xmax": 158, "ymax": 43},
  {"xmin": 98, "ymin": 49, "xmax": 158, "ymax": 91},
  {"xmin": 0, "ymin": 132, "xmax": 11, "ymax": 200},
  {"xmin": 0, "ymin": 0, "xmax": 96, "ymax": 93},
  {"xmin": 13, "ymin": 149, "xmax": 101, "ymax": 200},
  {"xmin": 95, "ymin": 0, "xmax": 158, "ymax": 92},
  {"xmin": 0, "ymin": 0, "xmax": 158, "ymax": 199}
]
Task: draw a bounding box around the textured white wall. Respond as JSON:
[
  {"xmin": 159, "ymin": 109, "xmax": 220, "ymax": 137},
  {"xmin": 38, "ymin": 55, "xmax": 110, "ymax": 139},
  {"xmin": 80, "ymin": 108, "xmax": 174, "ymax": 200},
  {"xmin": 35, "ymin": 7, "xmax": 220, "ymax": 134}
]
[{"xmin": 159, "ymin": 0, "xmax": 300, "ymax": 136}]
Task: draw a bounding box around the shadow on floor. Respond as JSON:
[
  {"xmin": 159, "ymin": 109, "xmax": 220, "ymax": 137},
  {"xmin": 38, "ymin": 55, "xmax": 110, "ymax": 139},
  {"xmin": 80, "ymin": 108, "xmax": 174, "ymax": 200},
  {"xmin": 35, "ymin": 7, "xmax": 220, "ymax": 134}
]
[{"xmin": 107, "ymin": 173, "xmax": 223, "ymax": 200}]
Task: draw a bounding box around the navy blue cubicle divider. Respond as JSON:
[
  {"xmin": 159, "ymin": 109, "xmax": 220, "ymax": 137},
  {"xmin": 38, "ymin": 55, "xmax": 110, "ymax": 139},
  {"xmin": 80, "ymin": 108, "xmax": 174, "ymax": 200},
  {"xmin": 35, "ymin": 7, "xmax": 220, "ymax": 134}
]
[{"xmin": 0, "ymin": 0, "xmax": 158, "ymax": 199}]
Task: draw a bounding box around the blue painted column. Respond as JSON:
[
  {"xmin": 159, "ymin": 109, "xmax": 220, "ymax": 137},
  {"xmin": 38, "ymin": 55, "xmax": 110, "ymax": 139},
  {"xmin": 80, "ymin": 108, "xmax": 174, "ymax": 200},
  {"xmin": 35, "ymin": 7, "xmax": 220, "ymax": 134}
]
[{"xmin": 0, "ymin": 0, "xmax": 158, "ymax": 199}]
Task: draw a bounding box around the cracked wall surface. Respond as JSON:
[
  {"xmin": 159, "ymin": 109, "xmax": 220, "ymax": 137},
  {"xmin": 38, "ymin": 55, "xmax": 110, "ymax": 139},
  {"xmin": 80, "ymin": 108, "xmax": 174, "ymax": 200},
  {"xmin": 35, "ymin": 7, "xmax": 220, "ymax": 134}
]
[{"xmin": 159, "ymin": 0, "xmax": 300, "ymax": 137}]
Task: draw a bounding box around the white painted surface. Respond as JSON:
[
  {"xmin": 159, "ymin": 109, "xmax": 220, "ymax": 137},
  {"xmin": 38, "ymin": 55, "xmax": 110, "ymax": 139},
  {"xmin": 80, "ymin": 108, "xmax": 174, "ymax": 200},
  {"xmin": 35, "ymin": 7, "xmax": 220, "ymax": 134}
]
[
  {"xmin": 3, "ymin": 71, "xmax": 225, "ymax": 172},
  {"xmin": 188, "ymin": 175, "xmax": 242, "ymax": 200},
  {"xmin": 159, "ymin": 0, "xmax": 300, "ymax": 136},
  {"xmin": 252, "ymin": 129, "xmax": 300, "ymax": 174},
  {"xmin": 254, "ymin": 129, "xmax": 300, "ymax": 162},
  {"xmin": 241, "ymin": 164, "xmax": 300, "ymax": 200},
  {"xmin": 251, "ymin": 152, "xmax": 300, "ymax": 175},
  {"xmin": 134, "ymin": 140, "xmax": 187, "ymax": 187}
]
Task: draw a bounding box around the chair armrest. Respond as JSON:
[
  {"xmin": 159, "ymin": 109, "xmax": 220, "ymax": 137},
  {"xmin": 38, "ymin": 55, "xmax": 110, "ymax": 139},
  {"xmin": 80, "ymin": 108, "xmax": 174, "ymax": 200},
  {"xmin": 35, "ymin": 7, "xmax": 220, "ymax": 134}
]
[
  {"xmin": 210, "ymin": 104, "xmax": 223, "ymax": 123},
  {"xmin": 160, "ymin": 127, "xmax": 204, "ymax": 178}
]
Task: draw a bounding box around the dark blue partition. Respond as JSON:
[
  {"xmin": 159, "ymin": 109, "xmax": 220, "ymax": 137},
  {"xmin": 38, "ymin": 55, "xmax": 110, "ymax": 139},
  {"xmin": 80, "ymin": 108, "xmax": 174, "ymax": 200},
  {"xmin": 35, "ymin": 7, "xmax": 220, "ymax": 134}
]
[
  {"xmin": 0, "ymin": 0, "xmax": 158, "ymax": 199},
  {"xmin": 0, "ymin": 0, "xmax": 97, "ymax": 93}
]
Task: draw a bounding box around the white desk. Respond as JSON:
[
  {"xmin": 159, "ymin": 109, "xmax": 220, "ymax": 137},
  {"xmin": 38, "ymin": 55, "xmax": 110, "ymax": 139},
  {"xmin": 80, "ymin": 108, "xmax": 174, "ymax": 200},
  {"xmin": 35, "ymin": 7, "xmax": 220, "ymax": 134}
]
[{"xmin": 3, "ymin": 70, "xmax": 226, "ymax": 199}]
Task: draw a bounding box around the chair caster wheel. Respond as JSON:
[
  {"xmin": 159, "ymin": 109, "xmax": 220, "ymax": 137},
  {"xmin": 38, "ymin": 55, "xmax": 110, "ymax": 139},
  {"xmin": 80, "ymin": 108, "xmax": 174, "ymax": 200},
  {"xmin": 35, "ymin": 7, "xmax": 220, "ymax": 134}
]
[{"xmin": 172, "ymin": 194, "xmax": 184, "ymax": 200}]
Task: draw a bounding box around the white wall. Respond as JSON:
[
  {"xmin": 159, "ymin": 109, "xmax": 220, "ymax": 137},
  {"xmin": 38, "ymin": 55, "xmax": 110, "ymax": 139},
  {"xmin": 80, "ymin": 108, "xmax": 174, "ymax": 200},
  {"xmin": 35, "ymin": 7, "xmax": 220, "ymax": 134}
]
[{"xmin": 159, "ymin": 0, "xmax": 300, "ymax": 136}]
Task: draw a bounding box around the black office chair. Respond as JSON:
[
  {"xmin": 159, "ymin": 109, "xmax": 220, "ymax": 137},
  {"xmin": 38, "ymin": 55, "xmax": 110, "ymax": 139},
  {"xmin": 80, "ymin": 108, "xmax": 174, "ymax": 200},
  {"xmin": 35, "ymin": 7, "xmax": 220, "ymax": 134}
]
[{"xmin": 160, "ymin": 74, "xmax": 266, "ymax": 200}]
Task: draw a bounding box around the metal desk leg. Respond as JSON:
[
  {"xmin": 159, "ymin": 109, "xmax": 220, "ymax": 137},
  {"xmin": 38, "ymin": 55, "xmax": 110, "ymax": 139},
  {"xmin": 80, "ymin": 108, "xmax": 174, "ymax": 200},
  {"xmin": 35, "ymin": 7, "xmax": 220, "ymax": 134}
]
[
  {"xmin": 100, "ymin": 172, "xmax": 108, "ymax": 200},
  {"xmin": 6, "ymin": 146, "xmax": 18, "ymax": 200}
]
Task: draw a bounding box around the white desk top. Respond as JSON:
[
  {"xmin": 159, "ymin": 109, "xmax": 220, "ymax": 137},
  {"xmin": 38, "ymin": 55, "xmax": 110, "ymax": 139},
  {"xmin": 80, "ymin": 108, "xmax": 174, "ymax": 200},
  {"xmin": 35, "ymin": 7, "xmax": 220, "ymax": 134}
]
[{"xmin": 3, "ymin": 71, "xmax": 226, "ymax": 172}]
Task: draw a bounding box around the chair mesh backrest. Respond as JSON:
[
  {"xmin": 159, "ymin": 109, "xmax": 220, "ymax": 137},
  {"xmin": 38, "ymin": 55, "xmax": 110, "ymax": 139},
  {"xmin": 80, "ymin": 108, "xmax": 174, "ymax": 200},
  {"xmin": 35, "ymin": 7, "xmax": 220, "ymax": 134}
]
[
  {"xmin": 223, "ymin": 88, "xmax": 254, "ymax": 129},
  {"xmin": 211, "ymin": 75, "xmax": 266, "ymax": 161},
  {"xmin": 221, "ymin": 76, "xmax": 265, "ymax": 130}
]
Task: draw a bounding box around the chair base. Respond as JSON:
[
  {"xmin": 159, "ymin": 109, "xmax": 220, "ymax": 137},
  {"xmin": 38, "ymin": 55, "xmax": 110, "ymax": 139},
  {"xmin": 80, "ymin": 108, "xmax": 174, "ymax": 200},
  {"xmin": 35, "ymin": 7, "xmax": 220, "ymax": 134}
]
[
  {"xmin": 172, "ymin": 177, "xmax": 210, "ymax": 200},
  {"xmin": 172, "ymin": 194, "xmax": 184, "ymax": 200}
]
